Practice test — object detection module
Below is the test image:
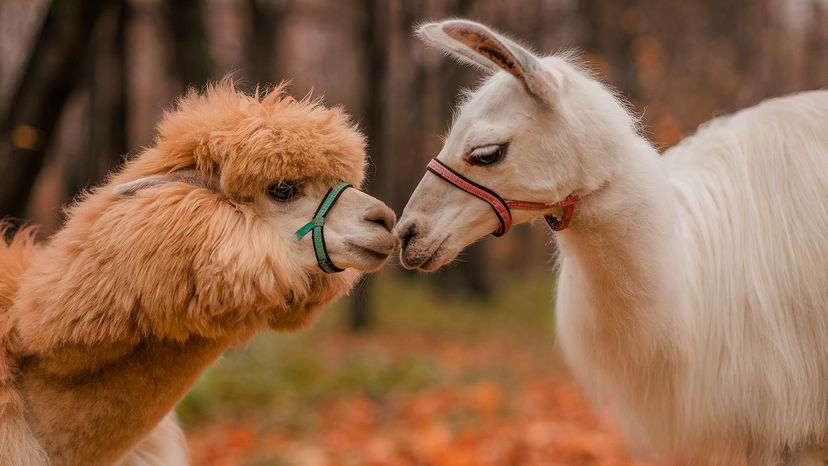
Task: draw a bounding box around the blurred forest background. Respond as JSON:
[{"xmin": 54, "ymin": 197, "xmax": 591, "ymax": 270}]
[{"xmin": 1, "ymin": 0, "xmax": 827, "ymax": 465}]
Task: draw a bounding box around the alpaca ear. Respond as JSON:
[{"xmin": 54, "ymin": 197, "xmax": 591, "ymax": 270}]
[
  {"xmin": 417, "ymin": 19, "xmax": 557, "ymax": 104},
  {"xmin": 112, "ymin": 169, "xmax": 219, "ymax": 197}
]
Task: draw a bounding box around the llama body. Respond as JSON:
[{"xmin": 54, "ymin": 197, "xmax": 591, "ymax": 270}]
[
  {"xmin": 0, "ymin": 83, "xmax": 397, "ymax": 465},
  {"xmin": 556, "ymin": 91, "xmax": 828, "ymax": 464},
  {"xmin": 397, "ymin": 19, "xmax": 828, "ymax": 465}
]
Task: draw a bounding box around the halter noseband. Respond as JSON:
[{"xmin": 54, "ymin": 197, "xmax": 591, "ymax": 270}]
[
  {"xmin": 425, "ymin": 158, "xmax": 580, "ymax": 236},
  {"xmin": 295, "ymin": 181, "xmax": 351, "ymax": 273}
]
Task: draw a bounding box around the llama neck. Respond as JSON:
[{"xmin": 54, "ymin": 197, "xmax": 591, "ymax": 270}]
[
  {"xmin": 554, "ymin": 138, "xmax": 687, "ymax": 380},
  {"xmin": 17, "ymin": 335, "xmax": 230, "ymax": 466}
]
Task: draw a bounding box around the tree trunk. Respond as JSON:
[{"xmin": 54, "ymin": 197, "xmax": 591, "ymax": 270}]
[
  {"xmin": 432, "ymin": 0, "xmax": 493, "ymax": 298},
  {"xmin": 164, "ymin": 0, "xmax": 213, "ymax": 90},
  {"xmin": 347, "ymin": 0, "xmax": 388, "ymax": 332},
  {"xmin": 576, "ymin": 0, "xmax": 639, "ymax": 99},
  {"xmin": 64, "ymin": 1, "xmax": 130, "ymax": 206},
  {"xmin": 246, "ymin": 0, "xmax": 282, "ymax": 87},
  {"xmin": 0, "ymin": 0, "xmax": 112, "ymax": 221}
]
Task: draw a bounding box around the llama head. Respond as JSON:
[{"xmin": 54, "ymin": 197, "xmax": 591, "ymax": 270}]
[
  {"xmin": 397, "ymin": 19, "xmax": 638, "ymax": 270},
  {"xmin": 88, "ymin": 82, "xmax": 398, "ymax": 334}
]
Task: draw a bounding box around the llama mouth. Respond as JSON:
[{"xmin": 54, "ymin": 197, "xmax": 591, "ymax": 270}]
[
  {"xmin": 418, "ymin": 247, "xmax": 448, "ymax": 272},
  {"xmin": 400, "ymin": 235, "xmax": 451, "ymax": 271}
]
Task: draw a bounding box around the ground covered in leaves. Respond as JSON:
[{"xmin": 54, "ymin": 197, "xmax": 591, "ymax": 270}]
[{"xmin": 181, "ymin": 275, "xmax": 655, "ymax": 466}]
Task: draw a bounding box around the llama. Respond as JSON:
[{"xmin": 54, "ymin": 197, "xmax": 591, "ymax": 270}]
[
  {"xmin": 396, "ymin": 19, "xmax": 828, "ymax": 465},
  {"xmin": 0, "ymin": 82, "xmax": 398, "ymax": 466}
]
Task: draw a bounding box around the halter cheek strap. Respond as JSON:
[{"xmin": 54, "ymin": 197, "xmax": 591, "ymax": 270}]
[
  {"xmin": 425, "ymin": 158, "xmax": 580, "ymax": 236},
  {"xmin": 295, "ymin": 181, "xmax": 351, "ymax": 273},
  {"xmin": 426, "ymin": 158, "xmax": 512, "ymax": 236}
]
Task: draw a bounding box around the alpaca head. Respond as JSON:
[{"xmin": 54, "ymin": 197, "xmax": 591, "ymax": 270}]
[
  {"xmin": 72, "ymin": 82, "xmax": 400, "ymax": 335},
  {"xmin": 123, "ymin": 83, "xmax": 397, "ymax": 271},
  {"xmin": 396, "ymin": 20, "xmax": 638, "ymax": 271}
]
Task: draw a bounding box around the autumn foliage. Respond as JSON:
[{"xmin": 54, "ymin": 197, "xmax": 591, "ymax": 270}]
[
  {"xmin": 188, "ymin": 337, "xmax": 653, "ymax": 466},
  {"xmin": 183, "ymin": 277, "xmax": 658, "ymax": 466}
]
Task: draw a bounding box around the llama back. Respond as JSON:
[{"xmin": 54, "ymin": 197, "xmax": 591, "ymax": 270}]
[{"xmin": 664, "ymin": 90, "xmax": 828, "ymax": 459}]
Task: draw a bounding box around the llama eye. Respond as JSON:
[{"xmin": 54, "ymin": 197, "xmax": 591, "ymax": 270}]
[
  {"xmin": 467, "ymin": 144, "xmax": 506, "ymax": 166},
  {"xmin": 267, "ymin": 183, "xmax": 299, "ymax": 202}
]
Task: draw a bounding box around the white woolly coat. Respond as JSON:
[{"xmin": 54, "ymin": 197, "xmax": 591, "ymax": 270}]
[{"xmin": 556, "ymin": 90, "xmax": 828, "ymax": 465}]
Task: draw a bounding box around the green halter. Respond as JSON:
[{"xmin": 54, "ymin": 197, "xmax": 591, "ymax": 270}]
[{"xmin": 295, "ymin": 181, "xmax": 352, "ymax": 273}]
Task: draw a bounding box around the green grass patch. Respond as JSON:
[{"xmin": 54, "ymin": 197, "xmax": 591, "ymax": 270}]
[
  {"xmin": 178, "ymin": 272, "xmax": 556, "ymax": 428},
  {"xmin": 366, "ymin": 273, "xmax": 557, "ymax": 336}
]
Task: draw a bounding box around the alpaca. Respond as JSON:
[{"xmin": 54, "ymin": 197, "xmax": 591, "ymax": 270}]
[
  {"xmin": 0, "ymin": 82, "xmax": 398, "ymax": 466},
  {"xmin": 396, "ymin": 19, "xmax": 828, "ymax": 465}
]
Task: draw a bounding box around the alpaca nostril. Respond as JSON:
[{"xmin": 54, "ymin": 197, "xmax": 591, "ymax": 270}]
[
  {"xmin": 399, "ymin": 222, "xmax": 418, "ymax": 251},
  {"xmin": 364, "ymin": 204, "xmax": 396, "ymax": 232}
]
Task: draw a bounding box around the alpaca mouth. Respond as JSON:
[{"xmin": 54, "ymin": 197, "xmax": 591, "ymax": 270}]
[
  {"xmin": 354, "ymin": 244, "xmax": 390, "ymax": 261},
  {"xmin": 346, "ymin": 240, "xmax": 397, "ymax": 272}
]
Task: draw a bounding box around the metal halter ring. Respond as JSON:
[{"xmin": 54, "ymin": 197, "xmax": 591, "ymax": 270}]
[{"xmin": 295, "ymin": 181, "xmax": 352, "ymax": 273}]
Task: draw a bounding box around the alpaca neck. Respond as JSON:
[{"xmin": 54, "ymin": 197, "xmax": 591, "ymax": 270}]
[
  {"xmin": 17, "ymin": 335, "xmax": 230, "ymax": 466},
  {"xmin": 554, "ymin": 138, "xmax": 687, "ymax": 383}
]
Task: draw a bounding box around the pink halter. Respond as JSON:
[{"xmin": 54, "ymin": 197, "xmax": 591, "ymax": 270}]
[{"xmin": 426, "ymin": 158, "xmax": 580, "ymax": 236}]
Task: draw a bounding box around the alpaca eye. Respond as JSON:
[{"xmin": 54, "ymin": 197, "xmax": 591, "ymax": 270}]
[
  {"xmin": 267, "ymin": 183, "xmax": 299, "ymax": 202},
  {"xmin": 467, "ymin": 144, "xmax": 506, "ymax": 166}
]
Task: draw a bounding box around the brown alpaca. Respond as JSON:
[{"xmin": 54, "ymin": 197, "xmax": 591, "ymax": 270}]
[{"xmin": 0, "ymin": 82, "xmax": 397, "ymax": 466}]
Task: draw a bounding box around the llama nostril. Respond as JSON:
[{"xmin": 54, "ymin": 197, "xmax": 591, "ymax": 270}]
[
  {"xmin": 399, "ymin": 222, "xmax": 418, "ymax": 251},
  {"xmin": 364, "ymin": 204, "xmax": 396, "ymax": 231}
]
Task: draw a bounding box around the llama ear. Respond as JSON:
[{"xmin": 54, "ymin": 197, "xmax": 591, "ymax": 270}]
[
  {"xmin": 417, "ymin": 22, "xmax": 501, "ymax": 73},
  {"xmin": 418, "ymin": 19, "xmax": 557, "ymax": 103},
  {"xmin": 112, "ymin": 169, "xmax": 219, "ymax": 198}
]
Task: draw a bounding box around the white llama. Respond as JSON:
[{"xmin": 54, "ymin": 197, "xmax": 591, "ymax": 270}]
[{"xmin": 396, "ymin": 19, "xmax": 828, "ymax": 466}]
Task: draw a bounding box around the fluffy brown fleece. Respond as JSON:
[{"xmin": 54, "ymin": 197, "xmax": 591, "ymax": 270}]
[{"xmin": 0, "ymin": 82, "xmax": 369, "ymax": 465}]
